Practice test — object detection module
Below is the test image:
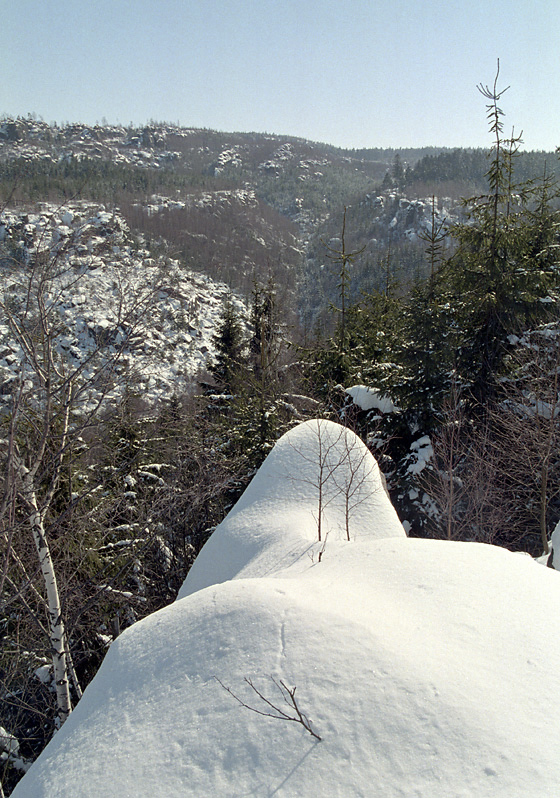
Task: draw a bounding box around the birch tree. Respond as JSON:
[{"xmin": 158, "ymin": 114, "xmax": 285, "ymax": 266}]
[{"xmin": 0, "ymin": 209, "xmax": 157, "ymax": 729}]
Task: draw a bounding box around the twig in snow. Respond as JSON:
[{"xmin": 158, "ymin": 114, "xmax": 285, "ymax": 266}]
[{"xmin": 215, "ymin": 675, "xmax": 321, "ymax": 741}]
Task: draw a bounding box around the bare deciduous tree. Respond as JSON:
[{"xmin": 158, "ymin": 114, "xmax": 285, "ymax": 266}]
[
  {"xmin": 332, "ymin": 424, "xmax": 377, "ymax": 542},
  {"xmin": 287, "ymin": 420, "xmax": 380, "ymax": 554},
  {"xmin": 423, "ymin": 328, "xmax": 560, "ymax": 554}
]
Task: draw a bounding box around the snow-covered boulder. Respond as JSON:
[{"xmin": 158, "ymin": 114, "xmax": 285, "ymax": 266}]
[
  {"xmin": 13, "ymin": 421, "xmax": 560, "ymax": 798},
  {"xmin": 179, "ymin": 419, "xmax": 405, "ymax": 597},
  {"xmin": 547, "ymin": 519, "xmax": 560, "ymax": 570}
]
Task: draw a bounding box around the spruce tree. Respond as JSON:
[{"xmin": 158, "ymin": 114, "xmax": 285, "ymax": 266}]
[
  {"xmin": 305, "ymin": 211, "xmax": 367, "ymax": 392},
  {"xmin": 210, "ymin": 280, "xmax": 288, "ymax": 474},
  {"xmin": 211, "ymin": 294, "xmax": 246, "ymax": 391},
  {"xmin": 441, "ymin": 66, "xmax": 558, "ymax": 403}
]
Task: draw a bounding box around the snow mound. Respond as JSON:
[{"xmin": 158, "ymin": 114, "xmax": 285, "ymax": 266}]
[
  {"xmin": 13, "ymin": 422, "xmax": 560, "ymax": 798},
  {"xmin": 179, "ymin": 419, "xmax": 405, "ymax": 597}
]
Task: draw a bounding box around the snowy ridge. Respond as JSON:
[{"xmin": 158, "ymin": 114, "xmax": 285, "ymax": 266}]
[
  {"xmin": 0, "ymin": 118, "xmax": 180, "ymax": 169},
  {"xmin": 13, "ymin": 420, "xmax": 560, "ymax": 797}
]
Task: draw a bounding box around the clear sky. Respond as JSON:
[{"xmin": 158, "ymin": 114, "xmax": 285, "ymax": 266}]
[{"xmin": 1, "ymin": 0, "xmax": 559, "ymax": 151}]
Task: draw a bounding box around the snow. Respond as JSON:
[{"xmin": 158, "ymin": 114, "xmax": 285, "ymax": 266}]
[
  {"xmin": 346, "ymin": 384, "xmax": 397, "ymax": 413},
  {"xmin": 549, "ymin": 519, "xmax": 560, "ymax": 570},
  {"xmin": 13, "ymin": 420, "xmax": 560, "ymax": 798},
  {"xmin": 406, "ymin": 434, "xmax": 434, "ymax": 475}
]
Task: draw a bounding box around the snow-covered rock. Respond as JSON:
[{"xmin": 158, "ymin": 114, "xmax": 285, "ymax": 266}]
[
  {"xmin": 13, "ymin": 420, "xmax": 560, "ymax": 798},
  {"xmin": 0, "ymin": 201, "xmax": 242, "ymax": 407},
  {"xmin": 359, "ymin": 191, "xmax": 461, "ymax": 246}
]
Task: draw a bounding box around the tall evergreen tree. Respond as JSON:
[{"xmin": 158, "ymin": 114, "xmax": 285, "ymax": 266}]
[
  {"xmin": 209, "ymin": 280, "xmax": 291, "ymax": 474},
  {"xmin": 211, "ymin": 294, "xmax": 247, "ymax": 391},
  {"xmin": 444, "ymin": 64, "xmax": 559, "ymax": 403}
]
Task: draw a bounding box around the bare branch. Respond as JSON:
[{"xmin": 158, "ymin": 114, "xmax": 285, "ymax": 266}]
[{"xmin": 215, "ymin": 675, "xmax": 322, "ymax": 741}]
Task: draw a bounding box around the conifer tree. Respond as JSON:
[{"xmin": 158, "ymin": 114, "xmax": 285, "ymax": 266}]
[
  {"xmin": 210, "ymin": 280, "xmax": 289, "ymax": 473},
  {"xmin": 306, "ymin": 211, "xmax": 367, "ymax": 392},
  {"xmin": 211, "ymin": 294, "xmax": 246, "ymax": 391},
  {"xmin": 446, "ymin": 62, "xmax": 559, "ymax": 403},
  {"xmin": 249, "ymin": 279, "xmax": 277, "ymax": 381},
  {"xmin": 241, "ymin": 279, "xmax": 282, "ymax": 465}
]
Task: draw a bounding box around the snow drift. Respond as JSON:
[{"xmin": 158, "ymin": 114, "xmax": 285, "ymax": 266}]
[
  {"xmin": 178, "ymin": 418, "xmax": 405, "ymax": 597},
  {"xmin": 13, "ymin": 420, "xmax": 560, "ymax": 797}
]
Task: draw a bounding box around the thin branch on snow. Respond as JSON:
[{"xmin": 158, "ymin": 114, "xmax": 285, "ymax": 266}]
[{"xmin": 215, "ymin": 675, "xmax": 322, "ymax": 741}]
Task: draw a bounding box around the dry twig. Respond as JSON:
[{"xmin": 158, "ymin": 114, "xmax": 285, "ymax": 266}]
[{"xmin": 216, "ymin": 675, "xmax": 321, "ymax": 741}]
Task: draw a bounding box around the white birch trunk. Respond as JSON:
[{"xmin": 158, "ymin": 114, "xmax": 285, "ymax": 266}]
[{"xmin": 19, "ymin": 466, "xmax": 72, "ymax": 724}]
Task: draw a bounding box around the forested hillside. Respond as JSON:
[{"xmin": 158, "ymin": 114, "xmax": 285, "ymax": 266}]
[{"xmin": 1, "ymin": 86, "xmax": 559, "ymax": 795}]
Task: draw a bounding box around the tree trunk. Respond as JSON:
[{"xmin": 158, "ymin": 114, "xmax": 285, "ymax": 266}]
[{"xmin": 19, "ymin": 467, "xmax": 72, "ymax": 725}]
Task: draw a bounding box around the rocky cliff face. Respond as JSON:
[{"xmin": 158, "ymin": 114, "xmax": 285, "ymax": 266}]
[{"xmin": 0, "ymin": 201, "xmax": 243, "ymax": 408}]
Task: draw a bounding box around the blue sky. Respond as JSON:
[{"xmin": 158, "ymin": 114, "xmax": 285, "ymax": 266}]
[{"xmin": 1, "ymin": 0, "xmax": 558, "ymax": 151}]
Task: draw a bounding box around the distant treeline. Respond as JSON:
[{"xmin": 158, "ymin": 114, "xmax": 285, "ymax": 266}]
[
  {"xmin": 0, "ymin": 155, "xmax": 222, "ymax": 204},
  {"xmin": 341, "ymin": 145, "xmax": 448, "ymax": 165},
  {"xmin": 405, "ymin": 147, "xmax": 557, "ymax": 189}
]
